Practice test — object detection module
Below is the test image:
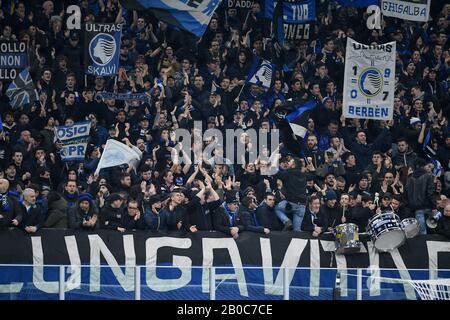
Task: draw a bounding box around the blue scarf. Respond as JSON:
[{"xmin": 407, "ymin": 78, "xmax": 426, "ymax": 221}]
[
  {"xmin": 223, "ymin": 203, "xmax": 236, "ymax": 227},
  {"xmin": 1, "ymin": 193, "xmax": 10, "ymax": 212}
]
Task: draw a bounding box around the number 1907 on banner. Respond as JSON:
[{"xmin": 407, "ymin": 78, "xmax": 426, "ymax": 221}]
[{"xmin": 343, "ymin": 38, "xmax": 396, "ymax": 120}]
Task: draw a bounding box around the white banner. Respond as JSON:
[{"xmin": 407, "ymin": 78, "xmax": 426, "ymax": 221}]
[
  {"xmin": 55, "ymin": 122, "xmax": 91, "ymax": 141},
  {"xmin": 381, "ymin": 0, "xmax": 430, "ymax": 23},
  {"xmin": 55, "ymin": 122, "xmax": 92, "ymax": 161},
  {"xmin": 343, "ymin": 38, "xmax": 396, "ymax": 120},
  {"xmin": 95, "ymin": 139, "xmax": 142, "ymax": 175}
]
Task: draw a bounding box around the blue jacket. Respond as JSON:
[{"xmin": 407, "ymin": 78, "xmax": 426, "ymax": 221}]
[
  {"xmin": 239, "ymin": 206, "xmax": 265, "ymax": 234},
  {"xmin": 341, "ymin": 127, "xmax": 390, "ymax": 171}
]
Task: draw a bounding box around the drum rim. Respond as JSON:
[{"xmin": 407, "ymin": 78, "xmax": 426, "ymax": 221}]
[
  {"xmin": 374, "ymin": 230, "xmax": 406, "ymax": 251},
  {"xmin": 368, "ymin": 212, "xmax": 401, "ymax": 224}
]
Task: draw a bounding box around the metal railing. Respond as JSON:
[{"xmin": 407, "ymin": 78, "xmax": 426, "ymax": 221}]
[{"xmin": 0, "ymin": 264, "xmax": 449, "ymax": 300}]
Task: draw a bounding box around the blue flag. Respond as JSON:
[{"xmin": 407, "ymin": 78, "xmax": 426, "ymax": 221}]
[
  {"xmin": 245, "ymin": 57, "xmax": 275, "ymax": 89},
  {"xmin": 125, "ymin": 0, "xmax": 221, "ymax": 38},
  {"xmin": 422, "ymin": 127, "xmax": 436, "ymax": 156},
  {"xmin": 285, "ymin": 100, "xmax": 316, "ymax": 138},
  {"xmin": 6, "ymin": 69, "xmax": 38, "ymax": 110},
  {"xmin": 84, "ymin": 23, "xmax": 122, "ymax": 76},
  {"xmin": 336, "ymin": 0, "xmax": 379, "ymax": 7}
]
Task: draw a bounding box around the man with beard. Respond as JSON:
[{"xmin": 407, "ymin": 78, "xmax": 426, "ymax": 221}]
[
  {"xmin": 240, "ymin": 195, "xmax": 270, "ymax": 235},
  {"xmin": 143, "ymin": 194, "xmax": 166, "ymax": 231},
  {"xmin": 303, "ymin": 135, "xmax": 324, "ymax": 168},
  {"xmin": 391, "ymin": 194, "xmax": 412, "ymax": 220},
  {"xmin": 393, "ymin": 138, "xmax": 418, "ymax": 170}
]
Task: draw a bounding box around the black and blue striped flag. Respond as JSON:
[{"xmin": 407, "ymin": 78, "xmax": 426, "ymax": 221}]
[
  {"xmin": 125, "ymin": 0, "xmax": 221, "ymax": 38},
  {"xmin": 285, "ymin": 100, "xmax": 316, "ymax": 138}
]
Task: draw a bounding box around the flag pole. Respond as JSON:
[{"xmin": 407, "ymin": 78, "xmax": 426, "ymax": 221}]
[{"xmin": 235, "ymin": 82, "xmax": 246, "ymax": 103}]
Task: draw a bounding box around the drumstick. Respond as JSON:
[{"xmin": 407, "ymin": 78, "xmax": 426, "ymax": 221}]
[{"xmin": 342, "ymin": 206, "xmax": 345, "ymax": 219}]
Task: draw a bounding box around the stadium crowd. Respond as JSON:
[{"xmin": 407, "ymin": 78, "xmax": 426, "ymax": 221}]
[{"xmin": 0, "ymin": 0, "xmax": 449, "ymax": 240}]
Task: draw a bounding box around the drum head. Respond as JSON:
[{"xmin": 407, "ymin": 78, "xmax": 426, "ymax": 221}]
[
  {"xmin": 401, "ymin": 218, "xmax": 420, "ymax": 239},
  {"xmin": 374, "ymin": 230, "xmax": 406, "ymax": 252}
]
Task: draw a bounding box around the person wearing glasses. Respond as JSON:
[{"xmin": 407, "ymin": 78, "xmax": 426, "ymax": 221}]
[{"xmin": 122, "ymin": 200, "xmax": 145, "ymax": 230}]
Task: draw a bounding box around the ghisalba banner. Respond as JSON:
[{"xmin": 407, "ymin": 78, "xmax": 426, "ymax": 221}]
[
  {"xmin": 55, "ymin": 121, "xmax": 91, "ymax": 161},
  {"xmin": 0, "ymin": 230, "xmax": 448, "ymax": 300},
  {"xmin": 381, "ymin": 0, "xmax": 430, "ymax": 22},
  {"xmin": 84, "ymin": 23, "xmax": 122, "ymax": 76},
  {"xmin": 0, "ymin": 41, "xmax": 28, "ymax": 81},
  {"xmin": 343, "ymin": 38, "xmax": 396, "ymax": 120}
]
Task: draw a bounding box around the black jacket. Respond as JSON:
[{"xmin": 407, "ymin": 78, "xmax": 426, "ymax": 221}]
[
  {"xmin": 239, "ymin": 206, "xmax": 265, "ymax": 234},
  {"xmin": 350, "ymin": 204, "xmax": 374, "ymax": 232},
  {"xmin": 406, "ymin": 168, "xmax": 436, "ymax": 211},
  {"xmin": 275, "ymin": 168, "xmax": 307, "ymax": 204},
  {"xmin": 184, "ymin": 197, "xmax": 220, "ymax": 231},
  {"xmin": 393, "ymin": 148, "xmax": 418, "ymax": 168},
  {"xmin": 100, "ymin": 204, "xmax": 125, "ymax": 230},
  {"xmin": 436, "ymin": 216, "xmax": 450, "ymax": 238},
  {"xmin": 122, "ymin": 213, "xmax": 145, "ymax": 230},
  {"xmin": 256, "ymin": 202, "xmax": 282, "ymax": 231},
  {"xmin": 320, "ymin": 204, "xmax": 341, "ymax": 229},
  {"xmin": 19, "ymin": 204, "xmax": 45, "ymax": 230},
  {"xmin": 44, "ymin": 197, "xmax": 68, "ymax": 228},
  {"xmin": 213, "ymin": 203, "xmax": 245, "ymax": 236},
  {"xmin": 0, "ymin": 195, "xmax": 23, "ymax": 228},
  {"xmin": 301, "ymin": 207, "xmax": 330, "ymax": 233},
  {"xmin": 68, "ymin": 199, "xmax": 99, "ymax": 230}
]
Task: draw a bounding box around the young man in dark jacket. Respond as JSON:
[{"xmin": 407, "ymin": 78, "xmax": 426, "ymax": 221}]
[
  {"xmin": 100, "ymin": 193, "xmax": 125, "ymax": 232},
  {"xmin": 350, "ymin": 194, "xmax": 376, "ymax": 232},
  {"xmin": 274, "ymin": 158, "xmax": 307, "ymax": 231},
  {"xmin": 68, "ymin": 193, "xmax": 99, "ymax": 230},
  {"xmin": 239, "ymin": 196, "xmax": 269, "ymax": 235},
  {"xmin": 256, "ymin": 193, "xmax": 282, "ymax": 231},
  {"xmin": 406, "ymin": 159, "xmax": 436, "ymax": 234},
  {"xmin": 213, "ymin": 190, "xmax": 244, "ymax": 239}
]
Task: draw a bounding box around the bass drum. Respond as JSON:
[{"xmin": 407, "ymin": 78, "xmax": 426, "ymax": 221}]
[{"xmin": 367, "ymin": 212, "xmax": 405, "ymax": 252}]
